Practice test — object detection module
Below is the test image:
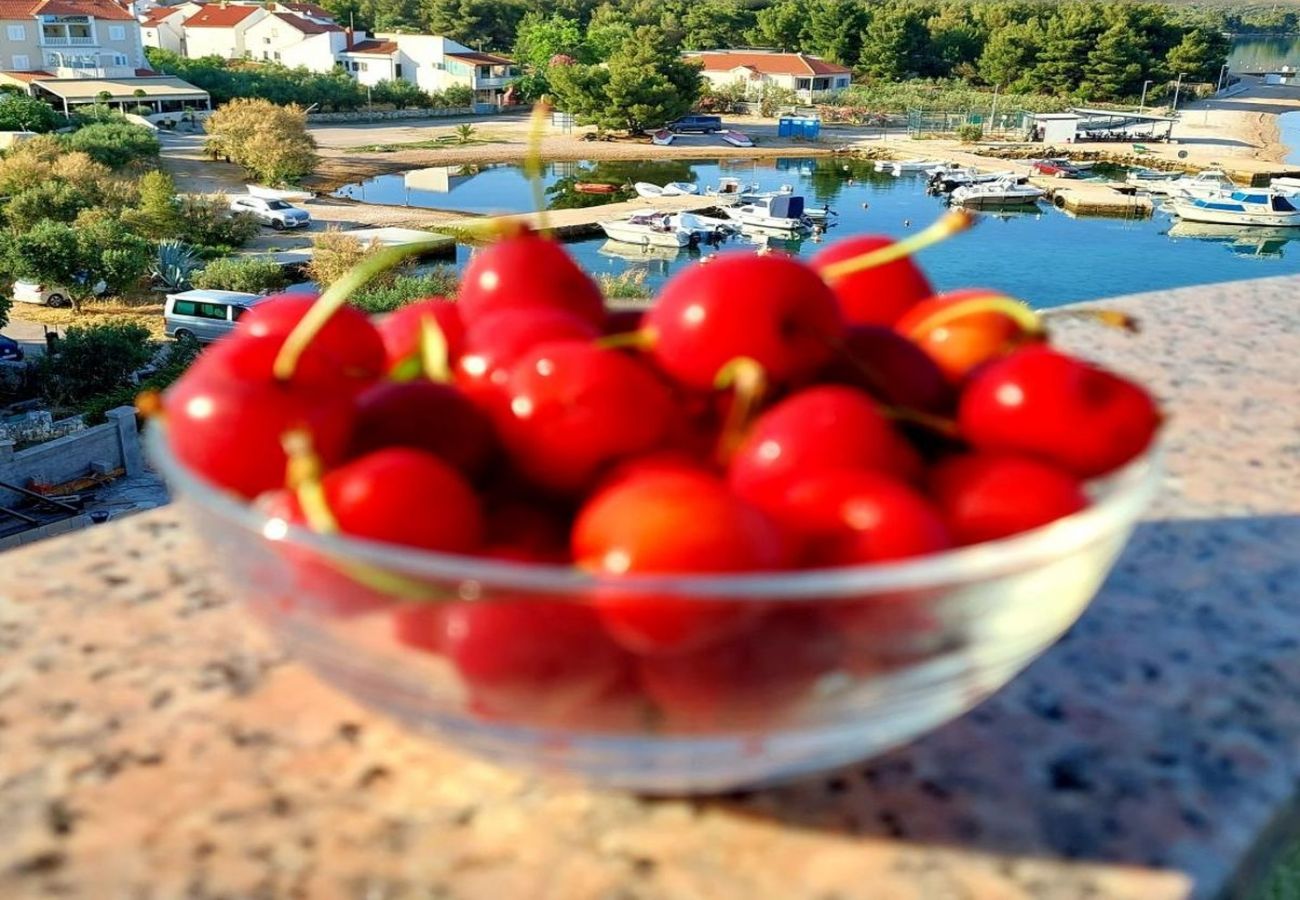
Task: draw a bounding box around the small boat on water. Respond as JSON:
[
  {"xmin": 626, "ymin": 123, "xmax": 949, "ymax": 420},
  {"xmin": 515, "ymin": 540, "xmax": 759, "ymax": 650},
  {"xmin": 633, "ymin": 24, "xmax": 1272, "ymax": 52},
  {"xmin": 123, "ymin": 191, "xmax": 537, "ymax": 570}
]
[
  {"xmin": 877, "ymin": 159, "xmax": 944, "ymax": 175},
  {"xmin": 651, "ymin": 129, "xmax": 675, "ymax": 146},
  {"xmin": 601, "ymin": 211, "xmax": 694, "ymax": 247},
  {"xmin": 928, "ymin": 168, "xmax": 1022, "ymax": 193},
  {"xmin": 722, "ymin": 194, "xmax": 811, "ymax": 232},
  {"xmin": 1165, "ymin": 169, "xmax": 1237, "ymax": 199},
  {"xmin": 1125, "ymin": 168, "xmax": 1182, "ymax": 191},
  {"xmin": 950, "ymin": 178, "xmax": 1046, "ymax": 208},
  {"xmin": 634, "ymin": 181, "xmax": 700, "ymax": 199},
  {"xmin": 574, "ymin": 182, "xmax": 620, "ymax": 194},
  {"xmin": 248, "ymin": 184, "xmax": 313, "ymax": 202},
  {"xmin": 1167, "ymin": 189, "xmax": 1300, "ymax": 227}
]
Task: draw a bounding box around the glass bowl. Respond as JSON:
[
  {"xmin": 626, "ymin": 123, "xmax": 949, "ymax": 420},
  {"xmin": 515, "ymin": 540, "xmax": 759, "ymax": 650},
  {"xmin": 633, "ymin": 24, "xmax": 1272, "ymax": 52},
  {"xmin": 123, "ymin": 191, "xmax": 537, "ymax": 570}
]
[{"xmin": 147, "ymin": 424, "xmax": 1161, "ymax": 794}]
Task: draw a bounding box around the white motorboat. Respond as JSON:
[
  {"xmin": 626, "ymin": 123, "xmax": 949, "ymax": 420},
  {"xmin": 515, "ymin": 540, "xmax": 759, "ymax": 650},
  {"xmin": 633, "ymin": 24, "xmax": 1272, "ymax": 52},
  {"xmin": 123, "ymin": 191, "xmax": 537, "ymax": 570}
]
[
  {"xmin": 601, "ymin": 211, "xmax": 694, "ymax": 247},
  {"xmin": 248, "ymin": 184, "xmax": 313, "ymax": 203},
  {"xmin": 633, "ymin": 181, "xmax": 699, "ymax": 199},
  {"xmin": 1125, "ymin": 168, "xmax": 1182, "ymax": 192},
  {"xmin": 929, "ymin": 168, "xmax": 1021, "ymax": 193},
  {"xmin": 722, "ymin": 194, "xmax": 811, "ymax": 232},
  {"xmin": 1167, "ymin": 189, "xmax": 1300, "ymax": 226},
  {"xmin": 1269, "ymin": 176, "xmax": 1300, "ymax": 194},
  {"xmin": 1165, "ymin": 169, "xmax": 1237, "ymax": 199},
  {"xmin": 672, "ymin": 211, "xmax": 735, "ymax": 240},
  {"xmin": 950, "ymin": 178, "xmax": 1046, "ymax": 208},
  {"xmin": 878, "ymin": 159, "xmax": 945, "ymax": 175}
]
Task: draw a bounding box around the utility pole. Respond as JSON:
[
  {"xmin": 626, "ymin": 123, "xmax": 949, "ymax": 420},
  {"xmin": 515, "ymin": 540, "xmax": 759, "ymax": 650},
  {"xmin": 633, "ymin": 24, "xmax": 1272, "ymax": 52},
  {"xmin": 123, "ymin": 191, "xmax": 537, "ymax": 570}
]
[
  {"xmin": 989, "ymin": 83, "xmax": 1001, "ymax": 132},
  {"xmin": 1139, "ymin": 79, "xmax": 1153, "ymax": 112},
  {"xmin": 1217, "ymin": 63, "xmax": 1230, "ymax": 93},
  {"xmin": 1172, "ymin": 72, "xmax": 1187, "ymax": 110}
]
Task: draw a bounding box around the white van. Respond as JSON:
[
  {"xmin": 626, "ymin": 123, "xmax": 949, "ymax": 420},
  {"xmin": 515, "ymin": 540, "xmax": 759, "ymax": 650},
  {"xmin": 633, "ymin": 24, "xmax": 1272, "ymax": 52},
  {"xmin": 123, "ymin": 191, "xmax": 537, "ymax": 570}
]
[{"xmin": 164, "ymin": 289, "xmax": 264, "ymax": 342}]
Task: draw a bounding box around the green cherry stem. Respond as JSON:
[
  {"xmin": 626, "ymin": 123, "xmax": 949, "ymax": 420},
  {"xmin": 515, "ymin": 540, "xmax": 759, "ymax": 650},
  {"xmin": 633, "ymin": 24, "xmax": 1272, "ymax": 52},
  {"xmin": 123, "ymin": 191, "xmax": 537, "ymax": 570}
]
[{"xmin": 714, "ymin": 356, "xmax": 767, "ymax": 463}]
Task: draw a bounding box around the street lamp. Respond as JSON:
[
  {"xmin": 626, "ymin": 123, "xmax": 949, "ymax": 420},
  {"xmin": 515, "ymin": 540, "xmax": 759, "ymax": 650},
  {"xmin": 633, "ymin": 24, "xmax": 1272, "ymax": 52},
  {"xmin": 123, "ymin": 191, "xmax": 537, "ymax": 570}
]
[
  {"xmin": 1172, "ymin": 72, "xmax": 1187, "ymax": 110},
  {"xmin": 1139, "ymin": 79, "xmax": 1154, "ymax": 112}
]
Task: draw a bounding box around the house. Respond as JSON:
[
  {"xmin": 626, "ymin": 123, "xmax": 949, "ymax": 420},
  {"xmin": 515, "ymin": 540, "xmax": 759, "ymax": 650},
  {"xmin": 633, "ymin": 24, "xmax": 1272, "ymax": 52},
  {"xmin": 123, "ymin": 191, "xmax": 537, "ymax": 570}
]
[
  {"xmin": 0, "ymin": 69, "xmax": 210, "ymax": 116},
  {"xmin": 270, "ymin": 1, "xmax": 334, "ymax": 25},
  {"xmin": 139, "ymin": 3, "xmax": 197, "ymax": 55},
  {"xmin": 243, "ymin": 11, "xmax": 340, "ymax": 68},
  {"xmin": 0, "ymin": 0, "xmax": 145, "ymax": 78},
  {"xmin": 683, "ymin": 50, "xmax": 852, "ymax": 102},
  {"xmin": 336, "ymin": 33, "xmax": 516, "ymax": 105},
  {"xmin": 181, "ymin": 2, "xmax": 268, "ymax": 59}
]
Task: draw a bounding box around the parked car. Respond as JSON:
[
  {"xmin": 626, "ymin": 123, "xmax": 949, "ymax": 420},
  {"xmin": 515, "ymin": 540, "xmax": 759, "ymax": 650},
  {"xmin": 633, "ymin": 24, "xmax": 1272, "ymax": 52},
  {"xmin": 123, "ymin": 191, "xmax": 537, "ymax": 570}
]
[
  {"xmin": 229, "ymin": 196, "xmax": 311, "ymax": 230},
  {"xmin": 164, "ymin": 289, "xmax": 265, "ymax": 342},
  {"xmin": 666, "ymin": 115, "xmax": 723, "ymax": 134},
  {"xmin": 0, "ymin": 333, "xmax": 22, "ymax": 361},
  {"xmin": 12, "ymin": 279, "xmax": 107, "ymax": 308}
]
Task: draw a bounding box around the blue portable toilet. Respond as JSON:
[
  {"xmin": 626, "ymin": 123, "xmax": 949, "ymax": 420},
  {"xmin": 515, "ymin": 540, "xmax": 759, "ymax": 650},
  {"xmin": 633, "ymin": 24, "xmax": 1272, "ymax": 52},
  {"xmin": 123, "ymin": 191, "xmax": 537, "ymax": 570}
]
[
  {"xmin": 777, "ymin": 116, "xmax": 794, "ymax": 137},
  {"xmin": 801, "ymin": 117, "xmax": 822, "ymax": 140}
]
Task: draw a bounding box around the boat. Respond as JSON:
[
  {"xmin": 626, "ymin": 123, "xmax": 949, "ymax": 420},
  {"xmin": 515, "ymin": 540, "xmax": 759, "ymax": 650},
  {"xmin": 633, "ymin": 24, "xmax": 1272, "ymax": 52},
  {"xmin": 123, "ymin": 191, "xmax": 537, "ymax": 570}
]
[
  {"xmin": 1165, "ymin": 169, "xmax": 1237, "ymax": 199},
  {"xmin": 721, "ymin": 130, "xmax": 754, "ymax": 147},
  {"xmin": 574, "ymin": 182, "xmax": 620, "ymax": 194},
  {"xmin": 877, "ymin": 159, "xmax": 943, "ymax": 175},
  {"xmin": 928, "ymin": 168, "xmax": 1022, "ymax": 193},
  {"xmin": 1125, "ymin": 168, "xmax": 1182, "ymax": 192},
  {"xmin": 248, "ymin": 184, "xmax": 313, "ymax": 203},
  {"xmin": 651, "ymin": 129, "xmax": 675, "ymax": 146},
  {"xmin": 722, "ymin": 194, "xmax": 811, "ymax": 232},
  {"xmin": 804, "ymin": 203, "xmax": 838, "ymax": 223},
  {"xmin": 600, "ymin": 211, "xmax": 694, "ymax": 247},
  {"xmin": 672, "ymin": 211, "xmax": 736, "ymax": 239},
  {"xmin": 950, "ymin": 178, "xmax": 1047, "ymax": 208},
  {"xmin": 633, "ymin": 181, "xmax": 699, "ymax": 199},
  {"xmin": 1269, "ymin": 176, "xmax": 1300, "ymax": 194},
  {"xmin": 1167, "ymin": 189, "xmax": 1300, "ymax": 227}
]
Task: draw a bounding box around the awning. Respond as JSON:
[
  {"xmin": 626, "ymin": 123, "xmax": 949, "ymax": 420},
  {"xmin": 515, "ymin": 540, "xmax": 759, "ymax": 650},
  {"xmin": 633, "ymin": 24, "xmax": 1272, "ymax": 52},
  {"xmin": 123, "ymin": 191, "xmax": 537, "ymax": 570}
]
[{"xmin": 32, "ymin": 76, "xmax": 209, "ymax": 104}]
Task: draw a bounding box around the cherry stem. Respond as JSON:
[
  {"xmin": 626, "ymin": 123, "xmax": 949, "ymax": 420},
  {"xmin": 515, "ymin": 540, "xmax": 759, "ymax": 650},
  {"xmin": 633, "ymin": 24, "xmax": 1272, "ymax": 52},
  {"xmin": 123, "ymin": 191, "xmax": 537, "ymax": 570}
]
[
  {"xmin": 818, "ymin": 210, "xmax": 975, "ymax": 282},
  {"xmin": 281, "ymin": 430, "xmax": 339, "ymax": 534},
  {"xmin": 135, "ymin": 389, "xmax": 163, "ymax": 419},
  {"xmin": 903, "ymin": 294, "xmax": 1044, "ymax": 340},
  {"xmin": 594, "ymin": 327, "xmax": 657, "ymax": 351},
  {"xmin": 420, "ymin": 315, "xmax": 452, "ymax": 382},
  {"xmin": 524, "ymin": 98, "xmax": 552, "ymax": 235},
  {"xmin": 880, "ymin": 406, "xmax": 960, "ymax": 439},
  {"xmin": 1041, "ymin": 308, "xmax": 1140, "ymax": 334},
  {"xmin": 273, "ymin": 238, "xmax": 447, "ymax": 382},
  {"xmin": 714, "ymin": 356, "xmax": 767, "ymax": 462}
]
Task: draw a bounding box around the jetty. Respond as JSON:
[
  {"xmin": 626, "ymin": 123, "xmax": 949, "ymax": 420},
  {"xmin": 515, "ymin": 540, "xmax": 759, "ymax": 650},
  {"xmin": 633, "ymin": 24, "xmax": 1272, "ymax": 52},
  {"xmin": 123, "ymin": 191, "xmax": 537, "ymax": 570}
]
[{"xmin": 436, "ymin": 193, "xmax": 731, "ymax": 239}]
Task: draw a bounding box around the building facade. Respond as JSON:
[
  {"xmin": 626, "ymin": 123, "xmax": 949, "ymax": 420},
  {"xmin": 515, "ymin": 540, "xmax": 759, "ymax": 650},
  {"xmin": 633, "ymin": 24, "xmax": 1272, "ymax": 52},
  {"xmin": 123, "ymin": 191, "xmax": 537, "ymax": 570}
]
[
  {"xmin": 0, "ymin": 0, "xmax": 144, "ymax": 78},
  {"xmin": 684, "ymin": 50, "xmax": 852, "ymax": 102},
  {"xmin": 336, "ymin": 34, "xmax": 516, "ymax": 104},
  {"xmin": 243, "ymin": 11, "xmax": 339, "ymax": 65},
  {"xmin": 180, "ymin": 3, "xmax": 267, "ymax": 59}
]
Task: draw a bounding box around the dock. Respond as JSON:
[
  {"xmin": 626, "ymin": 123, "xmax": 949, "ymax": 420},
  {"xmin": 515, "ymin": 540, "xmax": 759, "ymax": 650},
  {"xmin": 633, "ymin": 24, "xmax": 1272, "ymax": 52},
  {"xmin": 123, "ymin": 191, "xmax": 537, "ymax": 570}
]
[{"xmin": 436, "ymin": 193, "xmax": 730, "ymax": 240}]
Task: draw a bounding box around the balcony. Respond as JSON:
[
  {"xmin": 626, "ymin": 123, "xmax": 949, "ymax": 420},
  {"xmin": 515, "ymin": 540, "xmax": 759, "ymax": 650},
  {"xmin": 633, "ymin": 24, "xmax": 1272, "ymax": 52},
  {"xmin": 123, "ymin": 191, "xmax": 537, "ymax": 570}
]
[
  {"xmin": 474, "ymin": 75, "xmax": 516, "ymax": 89},
  {"xmin": 50, "ymin": 65, "xmax": 134, "ymax": 79},
  {"xmin": 42, "ymin": 35, "xmax": 96, "ymax": 46}
]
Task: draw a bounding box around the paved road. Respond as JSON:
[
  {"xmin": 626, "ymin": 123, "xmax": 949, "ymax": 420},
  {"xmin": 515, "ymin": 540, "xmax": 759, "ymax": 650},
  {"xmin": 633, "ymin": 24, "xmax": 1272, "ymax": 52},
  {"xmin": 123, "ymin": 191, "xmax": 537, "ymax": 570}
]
[{"xmin": 1, "ymin": 314, "xmax": 53, "ymax": 357}]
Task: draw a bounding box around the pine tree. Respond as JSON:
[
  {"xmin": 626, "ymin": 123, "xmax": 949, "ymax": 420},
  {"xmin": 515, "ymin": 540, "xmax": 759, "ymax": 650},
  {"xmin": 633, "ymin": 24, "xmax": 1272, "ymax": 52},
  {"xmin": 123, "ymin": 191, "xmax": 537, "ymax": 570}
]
[
  {"xmin": 1085, "ymin": 23, "xmax": 1146, "ymax": 100},
  {"xmin": 748, "ymin": 0, "xmax": 803, "ymax": 52},
  {"xmin": 978, "ymin": 20, "xmax": 1040, "ymax": 89},
  {"xmin": 1166, "ymin": 28, "xmax": 1232, "ymax": 83},
  {"xmin": 803, "ymin": 0, "xmax": 867, "ymax": 66},
  {"xmin": 131, "ymin": 170, "xmax": 181, "ymax": 240},
  {"xmin": 858, "ymin": 2, "xmax": 930, "ymax": 80},
  {"xmin": 1031, "ymin": 6, "xmax": 1103, "ymax": 95}
]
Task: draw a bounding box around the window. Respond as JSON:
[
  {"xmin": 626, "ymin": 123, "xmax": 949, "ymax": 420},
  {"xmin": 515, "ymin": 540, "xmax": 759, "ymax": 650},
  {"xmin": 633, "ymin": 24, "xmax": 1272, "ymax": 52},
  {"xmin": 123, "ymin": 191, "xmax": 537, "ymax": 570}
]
[
  {"xmin": 263, "ymin": 37, "xmax": 271, "ymax": 44},
  {"xmin": 6, "ymin": 25, "xmax": 24, "ymax": 41},
  {"xmin": 262, "ymin": 50, "xmax": 269, "ymax": 59},
  {"xmin": 111, "ymin": 53, "xmax": 127, "ymax": 66},
  {"xmin": 231, "ymin": 306, "xmax": 249, "ymax": 321},
  {"xmin": 109, "ymin": 25, "xmax": 125, "ymax": 41},
  {"xmin": 12, "ymin": 55, "xmax": 28, "ymax": 70},
  {"xmin": 273, "ymin": 51, "xmax": 280, "ymax": 60},
  {"xmin": 172, "ymin": 300, "xmax": 197, "ymax": 316},
  {"xmin": 357, "ymin": 61, "xmax": 367, "ymax": 72},
  {"xmin": 197, "ymin": 303, "xmax": 228, "ymax": 320},
  {"xmin": 394, "ymin": 63, "xmax": 402, "ymax": 77}
]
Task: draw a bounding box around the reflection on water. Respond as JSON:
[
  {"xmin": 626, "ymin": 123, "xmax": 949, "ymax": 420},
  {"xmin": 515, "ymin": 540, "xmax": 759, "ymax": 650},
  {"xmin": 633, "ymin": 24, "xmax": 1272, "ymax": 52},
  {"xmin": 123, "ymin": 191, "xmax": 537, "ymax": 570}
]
[
  {"xmin": 1229, "ymin": 35, "xmax": 1300, "ymax": 71},
  {"xmin": 1166, "ymin": 220, "xmax": 1297, "ymax": 259}
]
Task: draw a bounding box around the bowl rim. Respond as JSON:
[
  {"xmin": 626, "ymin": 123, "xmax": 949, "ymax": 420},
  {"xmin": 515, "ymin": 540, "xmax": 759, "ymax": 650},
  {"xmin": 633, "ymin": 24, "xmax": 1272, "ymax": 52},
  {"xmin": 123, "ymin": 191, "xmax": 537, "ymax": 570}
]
[{"xmin": 146, "ymin": 422, "xmax": 1163, "ymax": 600}]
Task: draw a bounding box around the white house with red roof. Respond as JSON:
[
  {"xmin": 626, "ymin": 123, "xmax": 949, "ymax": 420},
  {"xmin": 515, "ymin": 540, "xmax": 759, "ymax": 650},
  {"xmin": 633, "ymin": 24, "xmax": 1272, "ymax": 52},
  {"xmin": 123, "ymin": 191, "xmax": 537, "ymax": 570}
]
[
  {"xmin": 243, "ymin": 10, "xmax": 340, "ymax": 68},
  {"xmin": 337, "ymin": 33, "xmax": 516, "ymax": 105},
  {"xmin": 0, "ymin": 0, "xmax": 144, "ymax": 77},
  {"xmin": 181, "ymin": 1, "xmax": 267, "ymax": 59},
  {"xmin": 684, "ymin": 50, "xmax": 852, "ymax": 102},
  {"xmin": 139, "ymin": 2, "xmax": 198, "ymax": 54}
]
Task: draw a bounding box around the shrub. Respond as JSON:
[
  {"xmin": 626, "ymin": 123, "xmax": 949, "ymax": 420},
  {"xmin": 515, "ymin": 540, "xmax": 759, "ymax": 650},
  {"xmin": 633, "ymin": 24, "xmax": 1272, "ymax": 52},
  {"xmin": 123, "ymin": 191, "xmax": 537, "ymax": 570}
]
[
  {"xmin": 371, "ymin": 79, "xmax": 430, "ymax": 110},
  {"xmin": 124, "ymin": 170, "xmax": 182, "ymax": 239},
  {"xmin": 0, "ymin": 93, "xmax": 65, "ymax": 133},
  {"xmin": 454, "ymin": 123, "xmax": 477, "ymax": 144},
  {"xmin": 177, "ymin": 195, "xmax": 260, "ymax": 250},
  {"xmin": 0, "ymin": 288, "xmax": 10, "ymax": 331},
  {"xmin": 758, "ymin": 84, "xmax": 798, "ymax": 118},
  {"xmin": 956, "ymin": 123, "xmax": 984, "ymax": 143},
  {"xmin": 39, "ymin": 320, "xmax": 154, "ymax": 408},
  {"xmin": 5, "ymin": 181, "xmax": 97, "ymax": 231},
  {"xmin": 192, "ymin": 255, "xmax": 287, "ymax": 293},
  {"xmin": 64, "ymin": 121, "xmax": 161, "ymax": 169},
  {"xmin": 205, "ymin": 98, "xmax": 316, "ymax": 186},
  {"xmin": 597, "ymin": 270, "xmax": 651, "ymax": 301},
  {"xmin": 307, "ymin": 230, "xmax": 381, "ymax": 288},
  {"xmin": 443, "ymin": 84, "xmax": 474, "ymax": 107},
  {"xmin": 349, "ymin": 270, "xmax": 459, "ymax": 314},
  {"xmin": 77, "ymin": 332, "xmax": 201, "ymax": 423},
  {"xmin": 151, "ymin": 239, "xmax": 202, "ymax": 292}
]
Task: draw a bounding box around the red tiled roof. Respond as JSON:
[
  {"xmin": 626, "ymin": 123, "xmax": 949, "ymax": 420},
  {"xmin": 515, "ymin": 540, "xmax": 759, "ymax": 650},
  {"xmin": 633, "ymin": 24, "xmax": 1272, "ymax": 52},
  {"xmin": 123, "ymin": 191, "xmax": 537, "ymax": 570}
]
[
  {"xmin": 0, "ymin": 70, "xmax": 52, "ymax": 81},
  {"xmin": 345, "ymin": 39, "xmax": 396, "ymax": 54},
  {"xmin": 447, "ymin": 50, "xmax": 511, "ymax": 66},
  {"xmin": 684, "ymin": 51, "xmax": 851, "ymax": 77},
  {"xmin": 183, "ymin": 4, "xmax": 261, "ymax": 27},
  {"xmin": 141, "ymin": 5, "xmax": 185, "ymax": 23},
  {"xmin": 0, "ymin": 0, "xmax": 136, "ymax": 19},
  {"xmin": 271, "ymin": 11, "xmax": 338, "ymax": 33}
]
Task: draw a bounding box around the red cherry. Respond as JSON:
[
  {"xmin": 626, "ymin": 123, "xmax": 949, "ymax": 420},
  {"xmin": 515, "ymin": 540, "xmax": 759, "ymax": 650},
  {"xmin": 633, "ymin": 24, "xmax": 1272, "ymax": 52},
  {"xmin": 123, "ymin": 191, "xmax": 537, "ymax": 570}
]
[
  {"xmin": 374, "ymin": 298, "xmax": 464, "ymax": 375},
  {"xmin": 894, "ymin": 289, "xmax": 1041, "ymax": 385},
  {"xmin": 728, "ymin": 385, "xmax": 922, "ymax": 513},
  {"xmin": 458, "ymin": 230, "xmax": 605, "ymax": 327},
  {"xmin": 164, "ymin": 339, "xmax": 354, "ymax": 499},
  {"xmin": 496, "ymin": 341, "xmax": 676, "ymax": 494},
  {"xmin": 811, "ymin": 235, "xmax": 933, "ymax": 326},
  {"xmin": 394, "ymin": 601, "xmax": 632, "ymax": 725},
  {"xmin": 321, "ymin": 448, "xmax": 484, "ymax": 553},
  {"xmin": 820, "ymin": 324, "xmax": 954, "ymax": 414},
  {"xmin": 455, "ymin": 307, "xmax": 599, "ymax": 402},
  {"xmin": 646, "ymin": 252, "xmax": 843, "ymax": 390},
  {"xmin": 929, "ymin": 452, "xmax": 1089, "ymax": 545},
  {"xmin": 638, "ymin": 610, "xmax": 841, "ymax": 730},
  {"xmin": 775, "ymin": 468, "xmax": 952, "ymax": 567},
  {"xmin": 347, "ymin": 380, "xmax": 497, "ymax": 479},
  {"xmin": 958, "ymin": 346, "xmax": 1160, "ymax": 478},
  {"xmin": 572, "ymin": 469, "xmax": 785, "ymax": 654},
  {"xmin": 237, "ymin": 294, "xmax": 387, "ymax": 383}
]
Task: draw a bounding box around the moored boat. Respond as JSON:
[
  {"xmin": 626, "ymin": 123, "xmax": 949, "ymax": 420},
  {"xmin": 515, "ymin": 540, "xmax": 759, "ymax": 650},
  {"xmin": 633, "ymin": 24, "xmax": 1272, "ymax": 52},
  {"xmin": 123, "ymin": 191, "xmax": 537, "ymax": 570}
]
[
  {"xmin": 634, "ymin": 181, "xmax": 700, "ymax": 199},
  {"xmin": 722, "ymin": 194, "xmax": 812, "ymax": 231},
  {"xmin": 574, "ymin": 182, "xmax": 620, "ymax": 194},
  {"xmin": 601, "ymin": 211, "xmax": 695, "ymax": 247},
  {"xmin": 1125, "ymin": 168, "xmax": 1182, "ymax": 192},
  {"xmin": 1165, "ymin": 169, "xmax": 1237, "ymax": 199},
  {"xmin": 950, "ymin": 178, "xmax": 1046, "ymax": 208},
  {"xmin": 1167, "ymin": 189, "xmax": 1300, "ymax": 227}
]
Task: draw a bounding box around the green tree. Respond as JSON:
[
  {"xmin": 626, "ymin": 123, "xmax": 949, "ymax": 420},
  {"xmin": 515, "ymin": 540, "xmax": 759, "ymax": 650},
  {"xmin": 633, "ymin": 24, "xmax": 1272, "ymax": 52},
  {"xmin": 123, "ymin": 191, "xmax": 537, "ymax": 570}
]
[
  {"xmin": 858, "ymin": 2, "xmax": 932, "ymax": 80},
  {"xmin": 680, "ymin": 2, "xmax": 758, "ymax": 51},
  {"xmin": 1031, "ymin": 5, "xmax": 1104, "ymax": 95},
  {"xmin": 370, "ymin": 78, "xmax": 430, "ymax": 109},
  {"xmin": 978, "ymin": 18, "xmax": 1041, "ymax": 89},
  {"xmin": 205, "ymin": 98, "xmax": 317, "ymax": 186},
  {"xmin": 124, "ymin": 170, "xmax": 182, "ymax": 240},
  {"xmin": 803, "ymin": 0, "xmax": 867, "ymax": 66},
  {"xmin": 5, "ymin": 181, "xmax": 96, "ymax": 231},
  {"xmin": 0, "ymin": 94, "xmax": 64, "ymax": 132},
  {"xmin": 550, "ymin": 26, "xmax": 701, "ymax": 134},
  {"xmin": 177, "ymin": 196, "xmax": 260, "ymax": 250},
  {"xmin": 38, "ymin": 321, "xmax": 154, "ymax": 409},
  {"xmin": 513, "ymin": 11, "xmax": 593, "ymax": 97},
  {"xmin": 64, "ymin": 121, "xmax": 161, "ymax": 168},
  {"xmin": 748, "ymin": 0, "xmax": 803, "ymax": 52},
  {"xmin": 424, "ymin": 0, "xmax": 523, "ymax": 50},
  {"xmin": 927, "ymin": 7, "xmax": 987, "ymax": 78},
  {"xmin": 1085, "ymin": 23, "xmax": 1146, "ymax": 100},
  {"xmin": 586, "ymin": 2, "xmax": 635, "ymax": 59},
  {"xmin": 1165, "ymin": 27, "xmax": 1231, "ymax": 84},
  {"xmin": 192, "ymin": 256, "xmax": 287, "ymax": 293}
]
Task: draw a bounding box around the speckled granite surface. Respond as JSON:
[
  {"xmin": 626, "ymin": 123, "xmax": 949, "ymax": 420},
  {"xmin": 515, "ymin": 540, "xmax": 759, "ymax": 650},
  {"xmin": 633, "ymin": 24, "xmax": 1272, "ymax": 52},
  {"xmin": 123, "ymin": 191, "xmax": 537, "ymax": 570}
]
[{"xmin": 2, "ymin": 276, "xmax": 1298, "ymax": 900}]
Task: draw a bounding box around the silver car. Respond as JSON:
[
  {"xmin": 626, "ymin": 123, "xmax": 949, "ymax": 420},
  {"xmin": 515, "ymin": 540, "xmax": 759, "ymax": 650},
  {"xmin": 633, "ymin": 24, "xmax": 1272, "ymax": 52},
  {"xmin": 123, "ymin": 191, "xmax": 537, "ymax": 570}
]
[
  {"xmin": 229, "ymin": 196, "xmax": 311, "ymax": 230},
  {"xmin": 164, "ymin": 290, "xmax": 265, "ymax": 342}
]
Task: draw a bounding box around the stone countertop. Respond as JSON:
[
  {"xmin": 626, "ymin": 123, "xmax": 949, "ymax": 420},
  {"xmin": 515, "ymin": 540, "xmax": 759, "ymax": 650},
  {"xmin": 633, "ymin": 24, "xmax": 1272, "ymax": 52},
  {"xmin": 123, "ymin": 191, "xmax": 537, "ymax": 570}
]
[{"xmin": 2, "ymin": 276, "xmax": 1298, "ymax": 900}]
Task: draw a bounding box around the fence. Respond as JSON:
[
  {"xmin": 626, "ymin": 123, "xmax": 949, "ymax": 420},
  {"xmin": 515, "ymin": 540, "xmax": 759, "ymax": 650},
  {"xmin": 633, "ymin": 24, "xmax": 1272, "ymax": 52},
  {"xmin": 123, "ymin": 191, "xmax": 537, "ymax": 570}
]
[
  {"xmin": 907, "ymin": 108, "xmax": 1032, "ymax": 140},
  {"xmin": 0, "ymin": 407, "xmax": 142, "ymax": 508}
]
